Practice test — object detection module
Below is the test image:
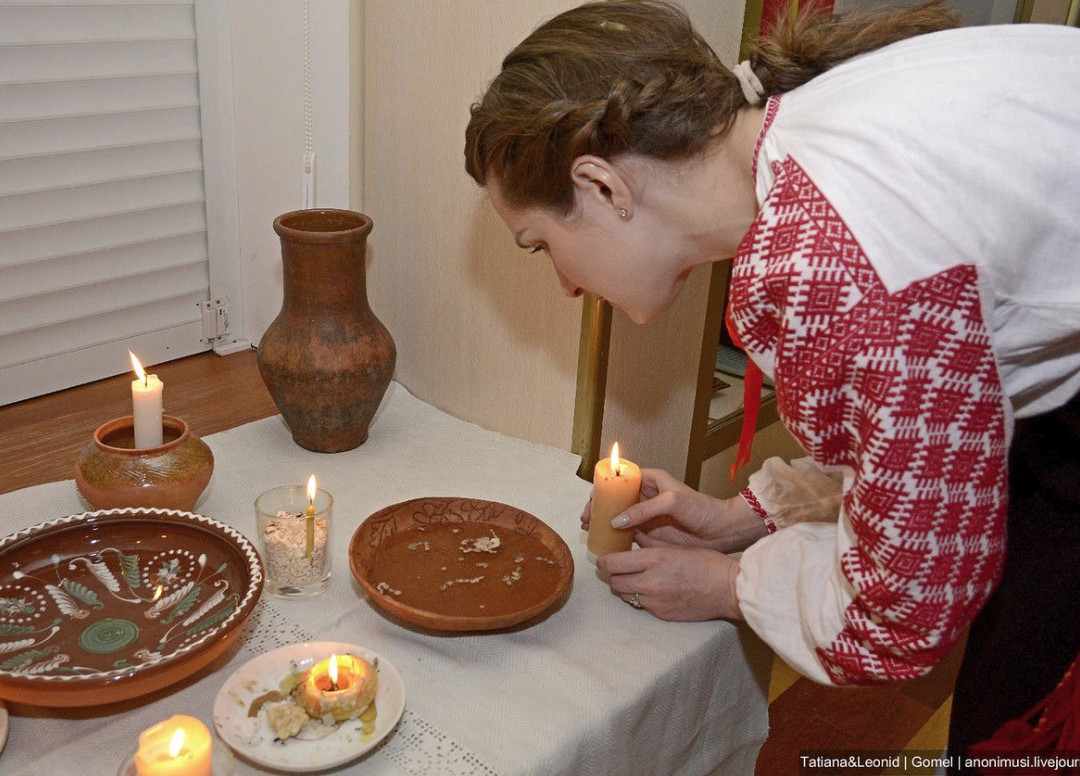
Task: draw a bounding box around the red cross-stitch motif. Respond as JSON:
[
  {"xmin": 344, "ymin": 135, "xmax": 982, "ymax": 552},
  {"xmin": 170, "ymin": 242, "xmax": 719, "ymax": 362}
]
[
  {"xmin": 740, "ymin": 487, "xmax": 777, "ymax": 534},
  {"xmin": 730, "ymin": 157, "xmax": 1008, "ymax": 684}
]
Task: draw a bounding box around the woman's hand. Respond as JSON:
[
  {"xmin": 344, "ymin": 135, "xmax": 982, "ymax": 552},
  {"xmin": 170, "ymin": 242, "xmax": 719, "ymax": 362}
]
[
  {"xmin": 598, "ymin": 546, "xmax": 742, "ymax": 621},
  {"xmin": 580, "ymin": 467, "xmax": 767, "ymax": 554},
  {"xmin": 578, "ymin": 467, "xmax": 771, "ymax": 621}
]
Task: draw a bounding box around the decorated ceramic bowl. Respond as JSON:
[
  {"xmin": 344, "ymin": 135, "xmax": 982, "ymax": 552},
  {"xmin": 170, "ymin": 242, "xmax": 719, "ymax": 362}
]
[
  {"xmin": 75, "ymin": 415, "xmax": 214, "ymax": 512},
  {"xmin": 0, "ymin": 508, "xmax": 262, "ymax": 707}
]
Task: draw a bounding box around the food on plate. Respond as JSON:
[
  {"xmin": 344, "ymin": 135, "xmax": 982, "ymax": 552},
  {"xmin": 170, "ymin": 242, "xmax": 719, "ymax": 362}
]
[{"xmin": 244, "ymin": 653, "xmax": 379, "ymax": 743}]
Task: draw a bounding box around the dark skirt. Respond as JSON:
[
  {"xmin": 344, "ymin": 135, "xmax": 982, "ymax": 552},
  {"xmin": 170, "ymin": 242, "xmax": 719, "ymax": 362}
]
[{"xmin": 948, "ymin": 388, "xmax": 1080, "ymax": 771}]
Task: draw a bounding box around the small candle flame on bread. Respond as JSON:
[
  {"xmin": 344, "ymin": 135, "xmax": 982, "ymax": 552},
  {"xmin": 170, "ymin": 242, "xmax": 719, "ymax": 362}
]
[{"xmin": 328, "ymin": 654, "xmax": 340, "ymax": 690}]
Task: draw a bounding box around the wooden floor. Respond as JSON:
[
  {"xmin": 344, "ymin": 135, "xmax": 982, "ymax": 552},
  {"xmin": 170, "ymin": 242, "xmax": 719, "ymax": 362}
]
[
  {"xmin": 758, "ymin": 640, "xmax": 962, "ymax": 773},
  {"xmin": 0, "ymin": 349, "xmax": 961, "ymax": 773}
]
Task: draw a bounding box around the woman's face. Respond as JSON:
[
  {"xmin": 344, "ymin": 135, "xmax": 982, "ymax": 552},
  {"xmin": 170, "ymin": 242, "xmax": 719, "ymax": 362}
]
[{"xmin": 487, "ymin": 179, "xmax": 691, "ymax": 324}]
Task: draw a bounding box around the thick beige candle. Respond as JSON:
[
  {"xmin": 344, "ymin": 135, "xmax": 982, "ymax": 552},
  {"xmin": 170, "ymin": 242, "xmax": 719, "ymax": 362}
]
[
  {"xmin": 134, "ymin": 714, "xmax": 212, "ymax": 776},
  {"xmin": 587, "ymin": 442, "xmax": 642, "ymax": 557}
]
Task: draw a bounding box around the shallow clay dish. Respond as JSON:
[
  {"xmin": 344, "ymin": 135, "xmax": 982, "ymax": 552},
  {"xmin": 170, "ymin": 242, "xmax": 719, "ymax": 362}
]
[
  {"xmin": 0, "ymin": 508, "xmax": 263, "ymax": 707},
  {"xmin": 350, "ymin": 497, "xmax": 573, "ymax": 632}
]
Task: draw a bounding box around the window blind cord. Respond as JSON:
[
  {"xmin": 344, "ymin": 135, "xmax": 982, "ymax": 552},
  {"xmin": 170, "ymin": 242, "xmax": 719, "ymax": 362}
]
[{"xmin": 302, "ymin": 0, "xmax": 316, "ymax": 208}]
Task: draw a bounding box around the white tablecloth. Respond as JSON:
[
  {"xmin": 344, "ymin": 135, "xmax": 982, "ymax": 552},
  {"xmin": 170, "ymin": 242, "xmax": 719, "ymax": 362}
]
[{"xmin": 0, "ymin": 382, "xmax": 769, "ymax": 775}]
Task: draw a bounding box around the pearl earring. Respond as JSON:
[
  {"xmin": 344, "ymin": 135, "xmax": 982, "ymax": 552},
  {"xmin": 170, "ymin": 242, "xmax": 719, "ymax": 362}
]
[{"xmin": 619, "ymin": 208, "xmax": 629, "ymax": 219}]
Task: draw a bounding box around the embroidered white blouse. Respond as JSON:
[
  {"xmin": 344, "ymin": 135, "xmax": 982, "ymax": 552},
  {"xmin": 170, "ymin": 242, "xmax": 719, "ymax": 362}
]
[{"xmin": 730, "ymin": 24, "xmax": 1080, "ymax": 685}]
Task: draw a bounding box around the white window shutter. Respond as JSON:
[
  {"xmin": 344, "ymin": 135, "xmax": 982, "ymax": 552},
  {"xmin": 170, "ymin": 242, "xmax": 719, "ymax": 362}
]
[{"xmin": 0, "ymin": 0, "xmax": 244, "ymax": 406}]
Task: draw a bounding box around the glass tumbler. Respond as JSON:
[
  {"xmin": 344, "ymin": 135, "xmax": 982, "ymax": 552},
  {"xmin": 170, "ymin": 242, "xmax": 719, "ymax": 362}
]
[{"xmin": 255, "ymin": 484, "xmax": 333, "ymax": 597}]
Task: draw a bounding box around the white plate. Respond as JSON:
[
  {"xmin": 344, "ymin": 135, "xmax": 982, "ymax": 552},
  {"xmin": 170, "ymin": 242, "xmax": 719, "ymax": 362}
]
[{"xmin": 213, "ymin": 642, "xmax": 404, "ymax": 772}]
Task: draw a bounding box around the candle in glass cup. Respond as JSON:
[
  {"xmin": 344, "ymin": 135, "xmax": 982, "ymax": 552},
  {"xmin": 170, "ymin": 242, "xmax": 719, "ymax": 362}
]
[
  {"xmin": 587, "ymin": 442, "xmax": 642, "ymax": 556},
  {"xmin": 129, "ymin": 351, "xmax": 164, "ymax": 449},
  {"xmin": 134, "ymin": 715, "xmax": 211, "ymax": 776},
  {"xmin": 256, "ymin": 482, "xmax": 332, "ymax": 597}
]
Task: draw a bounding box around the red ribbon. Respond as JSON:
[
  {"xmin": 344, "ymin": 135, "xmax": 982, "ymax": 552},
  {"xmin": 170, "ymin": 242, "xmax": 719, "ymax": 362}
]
[{"xmin": 725, "ymin": 307, "xmax": 763, "ymax": 480}]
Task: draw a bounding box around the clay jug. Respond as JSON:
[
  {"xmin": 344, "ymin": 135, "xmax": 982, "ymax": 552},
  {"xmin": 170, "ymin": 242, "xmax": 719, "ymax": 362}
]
[{"xmin": 257, "ymin": 209, "xmax": 396, "ymax": 452}]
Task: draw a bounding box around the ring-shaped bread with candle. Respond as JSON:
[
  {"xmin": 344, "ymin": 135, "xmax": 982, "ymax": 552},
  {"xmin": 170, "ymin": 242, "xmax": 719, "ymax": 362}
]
[{"xmin": 250, "ymin": 652, "xmax": 379, "ymax": 742}]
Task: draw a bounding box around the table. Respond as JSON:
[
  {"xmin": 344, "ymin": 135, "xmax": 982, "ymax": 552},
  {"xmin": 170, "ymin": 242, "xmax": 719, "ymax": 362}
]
[{"xmin": 0, "ymin": 382, "xmax": 770, "ymax": 775}]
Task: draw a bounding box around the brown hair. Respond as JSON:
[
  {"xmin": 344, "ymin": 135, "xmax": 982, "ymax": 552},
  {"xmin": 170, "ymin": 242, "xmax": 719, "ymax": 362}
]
[{"xmin": 465, "ymin": 0, "xmax": 959, "ymax": 214}]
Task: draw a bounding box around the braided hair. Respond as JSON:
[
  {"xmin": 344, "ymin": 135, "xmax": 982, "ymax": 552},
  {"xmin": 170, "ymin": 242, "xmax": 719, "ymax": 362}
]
[{"xmin": 465, "ymin": 0, "xmax": 959, "ymax": 215}]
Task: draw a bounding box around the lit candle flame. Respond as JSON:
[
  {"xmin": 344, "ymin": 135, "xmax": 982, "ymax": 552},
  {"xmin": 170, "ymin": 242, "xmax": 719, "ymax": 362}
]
[
  {"xmin": 152, "ymin": 584, "xmax": 163, "ymax": 602},
  {"xmin": 307, "ymin": 474, "xmax": 317, "ymax": 504},
  {"xmin": 610, "ymin": 442, "xmax": 621, "ymax": 476},
  {"xmin": 328, "ymin": 654, "xmax": 339, "ymax": 686},
  {"xmin": 129, "ymin": 350, "xmax": 148, "ymax": 386},
  {"xmin": 168, "ymin": 726, "xmax": 185, "ymax": 758}
]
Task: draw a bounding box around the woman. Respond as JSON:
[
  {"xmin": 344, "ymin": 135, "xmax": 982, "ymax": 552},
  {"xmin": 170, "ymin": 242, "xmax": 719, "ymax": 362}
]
[{"xmin": 464, "ymin": 0, "xmax": 1080, "ymax": 765}]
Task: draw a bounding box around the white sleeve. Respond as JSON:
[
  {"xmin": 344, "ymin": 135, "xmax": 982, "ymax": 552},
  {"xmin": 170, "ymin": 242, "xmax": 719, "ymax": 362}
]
[
  {"xmin": 736, "ymin": 462, "xmax": 853, "ymax": 685},
  {"xmin": 737, "ymin": 522, "xmax": 848, "ymax": 685},
  {"xmin": 744, "ymin": 456, "xmax": 848, "ymax": 530}
]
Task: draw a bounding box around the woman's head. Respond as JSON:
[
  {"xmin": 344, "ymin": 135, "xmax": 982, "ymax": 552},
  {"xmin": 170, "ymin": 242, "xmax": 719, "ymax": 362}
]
[
  {"xmin": 464, "ymin": 0, "xmax": 742, "ymax": 216},
  {"xmin": 466, "ymin": 1, "xmax": 961, "ymax": 321},
  {"xmin": 465, "ymin": 0, "xmax": 960, "ymax": 217}
]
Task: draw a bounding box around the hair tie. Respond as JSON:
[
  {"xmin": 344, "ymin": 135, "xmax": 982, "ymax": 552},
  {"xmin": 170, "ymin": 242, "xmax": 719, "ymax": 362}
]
[{"xmin": 732, "ymin": 60, "xmax": 765, "ymax": 105}]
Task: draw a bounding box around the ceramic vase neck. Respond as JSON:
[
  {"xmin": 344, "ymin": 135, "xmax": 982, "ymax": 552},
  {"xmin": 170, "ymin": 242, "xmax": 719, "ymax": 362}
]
[
  {"xmin": 279, "ymin": 241, "xmax": 370, "ymax": 313},
  {"xmin": 273, "ymin": 209, "xmax": 374, "ymax": 315}
]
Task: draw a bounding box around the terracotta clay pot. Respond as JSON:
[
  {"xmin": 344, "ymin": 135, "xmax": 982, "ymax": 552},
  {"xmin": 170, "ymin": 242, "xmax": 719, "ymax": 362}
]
[
  {"xmin": 74, "ymin": 415, "xmax": 214, "ymax": 511},
  {"xmin": 257, "ymin": 209, "xmax": 396, "ymax": 453}
]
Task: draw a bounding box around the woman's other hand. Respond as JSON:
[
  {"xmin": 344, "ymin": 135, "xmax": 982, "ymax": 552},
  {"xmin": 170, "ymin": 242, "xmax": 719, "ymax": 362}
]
[{"xmin": 599, "ymin": 546, "xmax": 742, "ymax": 621}]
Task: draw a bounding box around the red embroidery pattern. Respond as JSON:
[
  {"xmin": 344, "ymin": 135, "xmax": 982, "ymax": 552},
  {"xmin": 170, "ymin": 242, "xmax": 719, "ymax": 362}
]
[
  {"xmin": 751, "ymin": 95, "xmax": 781, "ymax": 181},
  {"xmin": 730, "ymin": 158, "xmax": 1008, "ymax": 684},
  {"xmin": 740, "ymin": 487, "xmax": 777, "ymax": 534}
]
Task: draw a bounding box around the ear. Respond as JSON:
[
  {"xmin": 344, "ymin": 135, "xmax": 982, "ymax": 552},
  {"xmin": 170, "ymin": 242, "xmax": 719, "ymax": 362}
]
[{"xmin": 570, "ymin": 156, "xmax": 634, "ymax": 219}]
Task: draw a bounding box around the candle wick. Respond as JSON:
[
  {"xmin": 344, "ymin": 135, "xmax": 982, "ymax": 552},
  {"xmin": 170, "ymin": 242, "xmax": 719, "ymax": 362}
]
[{"xmin": 329, "ymin": 680, "xmax": 338, "ymax": 692}]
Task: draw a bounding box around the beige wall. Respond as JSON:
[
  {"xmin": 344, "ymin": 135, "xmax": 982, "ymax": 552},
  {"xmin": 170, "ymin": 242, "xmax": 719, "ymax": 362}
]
[
  {"xmin": 362, "ymin": 1, "xmax": 748, "ymax": 476},
  {"xmin": 1031, "ymin": 0, "xmax": 1075, "ymax": 23},
  {"xmin": 362, "ymin": 1, "xmax": 584, "ymax": 451}
]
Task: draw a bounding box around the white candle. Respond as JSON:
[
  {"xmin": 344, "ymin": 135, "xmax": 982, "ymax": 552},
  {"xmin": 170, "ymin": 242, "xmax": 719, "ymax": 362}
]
[{"xmin": 129, "ymin": 350, "xmax": 164, "ymax": 449}]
